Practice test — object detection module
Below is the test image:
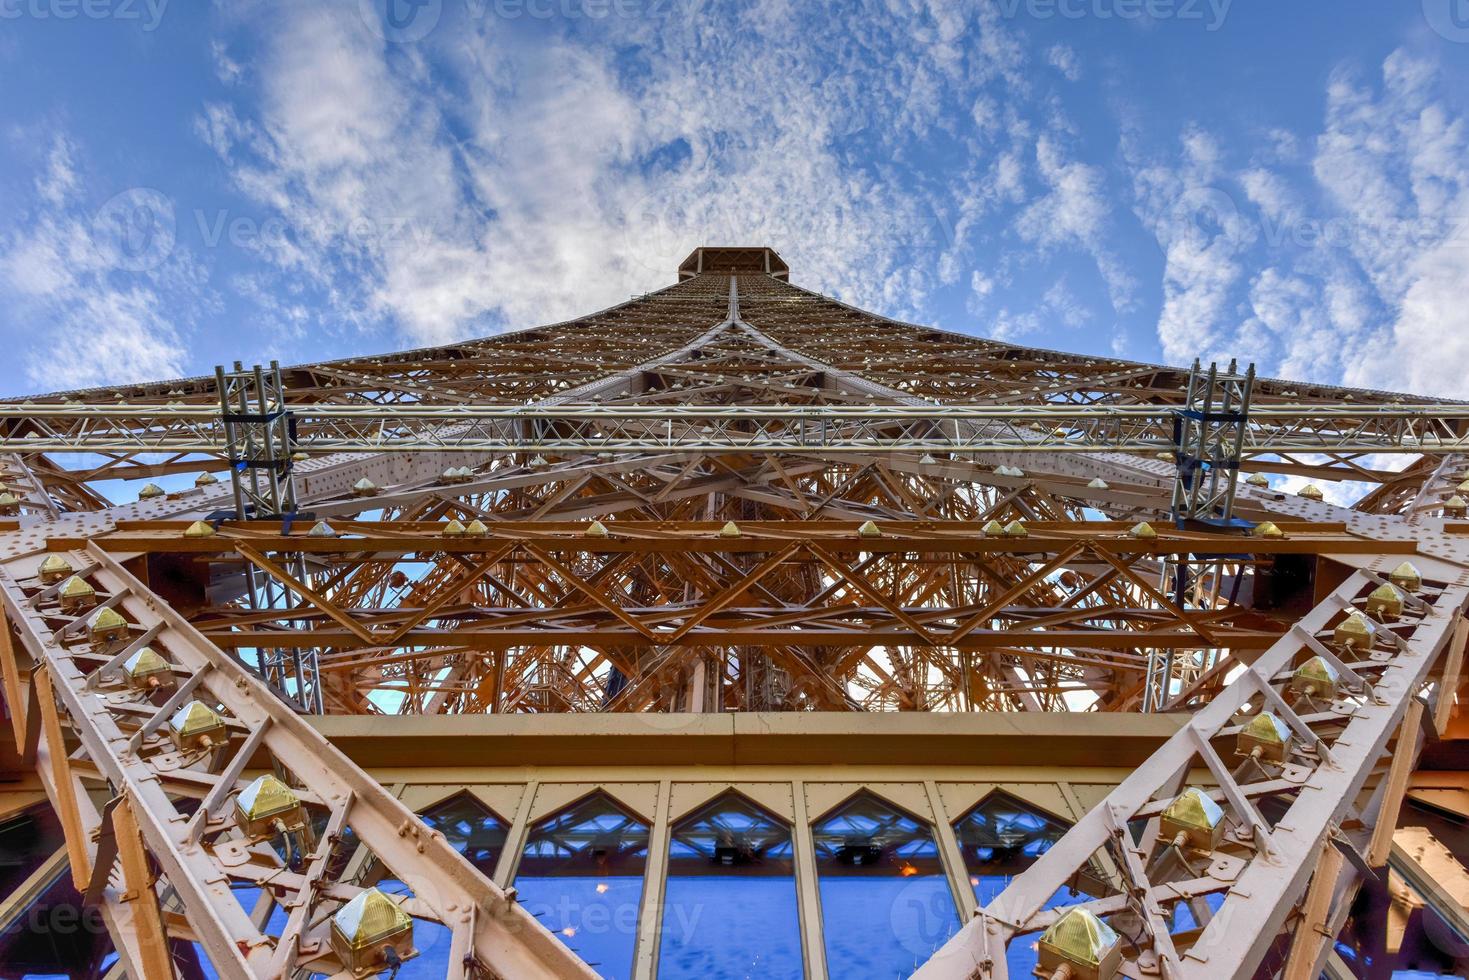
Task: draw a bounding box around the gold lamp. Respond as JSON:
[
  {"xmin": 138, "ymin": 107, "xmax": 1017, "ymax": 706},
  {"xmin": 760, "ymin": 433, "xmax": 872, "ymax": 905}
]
[
  {"xmin": 1037, "ymin": 907, "xmax": 1122, "ymax": 980},
  {"xmin": 58, "ymin": 575, "xmax": 96, "ymax": 613},
  {"xmin": 329, "ymin": 888, "xmax": 414, "ymax": 976},
  {"xmin": 38, "ymin": 554, "xmax": 73, "ymax": 585},
  {"xmin": 1160, "ymin": 787, "xmax": 1227, "ymax": 852},
  {"xmin": 167, "ymin": 701, "xmax": 227, "ymax": 753},
  {"xmin": 1333, "ymin": 611, "xmax": 1376, "ymax": 651},
  {"xmin": 88, "ymin": 607, "xmax": 128, "ymax": 645},
  {"xmin": 121, "ymin": 647, "xmax": 172, "ymax": 691},
  {"xmin": 1253, "ymin": 521, "xmax": 1286, "ymax": 539},
  {"xmin": 1237, "ymin": 711, "xmax": 1292, "ymax": 764},
  {"xmin": 1388, "ymin": 561, "xmax": 1423, "ymax": 594},
  {"xmin": 1365, "ymin": 583, "xmax": 1404, "ymax": 621},
  {"xmin": 1290, "ymin": 655, "xmax": 1340, "ymax": 701},
  {"xmin": 233, "ymin": 774, "xmax": 307, "ymax": 840}
]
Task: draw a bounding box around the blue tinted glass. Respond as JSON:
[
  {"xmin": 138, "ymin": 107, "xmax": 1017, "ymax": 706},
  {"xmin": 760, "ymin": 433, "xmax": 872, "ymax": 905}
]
[
  {"xmin": 657, "ymin": 793, "xmax": 803, "ymax": 978},
  {"xmin": 419, "ymin": 792, "xmax": 507, "ymax": 877},
  {"xmin": 376, "ymin": 878, "xmax": 453, "ymax": 979},
  {"xmin": 953, "ymin": 793, "xmax": 1086, "ymax": 978},
  {"xmin": 515, "ymin": 794, "xmax": 650, "ymax": 980},
  {"xmin": 813, "ymin": 794, "xmax": 960, "ymax": 978},
  {"xmin": 1170, "ymin": 892, "xmax": 1227, "ymax": 933}
]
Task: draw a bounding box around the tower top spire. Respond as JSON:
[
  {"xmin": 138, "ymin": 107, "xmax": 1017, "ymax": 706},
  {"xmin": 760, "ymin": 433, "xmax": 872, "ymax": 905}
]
[{"xmin": 678, "ymin": 246, "xmax": 788, "ymax": 280}]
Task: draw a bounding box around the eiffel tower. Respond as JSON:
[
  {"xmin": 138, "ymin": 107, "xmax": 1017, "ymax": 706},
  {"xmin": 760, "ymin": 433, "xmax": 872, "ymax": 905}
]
[{"xmin": 0, "ymin": 246, "xmax": 1466, "ymax": 979}]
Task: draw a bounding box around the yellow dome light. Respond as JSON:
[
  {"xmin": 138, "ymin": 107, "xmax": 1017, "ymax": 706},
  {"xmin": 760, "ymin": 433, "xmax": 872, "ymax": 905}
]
[
  {"xmin": 1034, "ymin": 910, "xmax": 1122, "ymax": 980},
  {"xmin": 38, "ymin": 554, "xmax": 73, "ymax": 585},
  {"xmin": 1388, "ymin": 561, "xmax": 1423, "ymax": 594},
  {"xmin": 183, "ymin": 521, "xmax": 216, "ymax": 538},
  {"xmin": 329, "ymin": 888, "xmax": 414, "ymax": 976},
  {"xmin": 1037, "ymin": 907, "xmax": 1122, "ymax": 980},
  {"xmin": 1290, "ymin": 655, "xmax": 1341, "ymax": 701},
  {"xmin": 1160, "ymin": 787, "xmax": 1227, "ymax": 852},
  {"xmin": 88, "ymin": 607, "xmax": 128, "ymax": 645},
  {"xmin": 58, "ymin": 575, "xmax": 96, "ymax": 613},
  {"xmin": 1365, "ymin": 583, "xmax": 1404, "ymax": 621},
  {"xmin": 167, "ymin": 701, "xmax": 227, "ymax": 753},
  {"xmin": 1333, "ymin": 611, "xmax": 1376, "ymax": 651},
  {"xmin": 1238, "ymin": 711, "xmax": 1293, "ymax": 764},
  {"xmin": 233, "ymin": 774, "xmax": 306, "ymax": 840},
  {"xmin": 122, "ymin": 647, "xmax": 173, "ymax": 691}
]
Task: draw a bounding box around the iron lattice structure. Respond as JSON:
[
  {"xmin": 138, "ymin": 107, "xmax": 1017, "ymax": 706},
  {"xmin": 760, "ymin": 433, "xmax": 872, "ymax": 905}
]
[{"xmin": 0, "ymin": 246, "xmax": 1466, "ymax": 979}]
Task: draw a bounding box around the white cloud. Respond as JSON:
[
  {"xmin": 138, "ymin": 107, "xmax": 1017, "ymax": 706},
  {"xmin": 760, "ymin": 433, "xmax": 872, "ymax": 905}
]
[
  {"xmin": 0, "ymin": 133, "xmax": 199, "ymax": 392},
  {"xmin": 1014, "ymin": 134, "xmax": 1137, "ymax": 313},
  {"xmin": 195, "ymin": 0, "xmax": 1104, "ymax": 345},
  {"xmin": 1046, "ymin": 44, "xmax": 1080, "ymax": 82}
]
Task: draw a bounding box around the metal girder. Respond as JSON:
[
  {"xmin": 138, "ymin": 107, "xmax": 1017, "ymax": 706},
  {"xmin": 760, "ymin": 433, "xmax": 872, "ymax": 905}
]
[
  {"xmin": 3, "ymin": 398, "xmax": 1467, "ymax": 456},
  {"xmin": 0, "ymin": 544, "xmax": 598, "ymax": 979},
  {"xmin": 913, "ymin": 570, "xmax": 1469, "ymax": 980},
  {"xmin": 2, "ymin": 251, "xmax": 1467, "ymax": 977}
]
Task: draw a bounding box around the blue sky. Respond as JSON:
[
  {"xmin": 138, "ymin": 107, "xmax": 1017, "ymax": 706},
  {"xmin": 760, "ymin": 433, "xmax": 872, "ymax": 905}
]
[{"xmin": 2, "ymin": 0, "xmax": 1468, "ymax": 398}]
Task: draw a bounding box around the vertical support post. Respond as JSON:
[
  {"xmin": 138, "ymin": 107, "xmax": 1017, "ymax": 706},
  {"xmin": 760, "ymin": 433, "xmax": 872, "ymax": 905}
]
[
  {"xmin": 791, "ymin": 779, "xmax": 829, "ymax": 979},
  {"xmin": 0, "ymin": 604, "xmax": 28, "ymax": 745},
  {"xmin": 1170, "ymin": 359, "xmax": 1253, "ymax": 526},
  {"xmin": 112, "ymin": 793, "xmax": 174, "ymax": 980},
  {"xmin": 215, "ymin": 360, "xmax": 297, "ymax": 521},
  {"xmin": 33, "ymin": 663, "xmax": 93, "ymax": 890},
  {"xmin": 1435, "ymin": 614, "xmax": 1467, "ymax": 734},
  {"xmin": 631, "ymin": 778, "xmax": 673, "ymax": 980},
  {"xmin": 1368, "ymin": 698, "xmax": 1424, "ymax": 867},
  {"xmin": 217, "ymin": 361, "xmax": 319, "ymax": 712},
  {"xmin": 1281, "ymin": 836, "xmax": 1345, "ymax": 980}
]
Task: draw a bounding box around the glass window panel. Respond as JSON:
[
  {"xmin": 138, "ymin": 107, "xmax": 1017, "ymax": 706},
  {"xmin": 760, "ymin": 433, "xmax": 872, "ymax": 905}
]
[
  {"xmin": 812, "ymin": 793, "xmax": 960, "ymax": 978},
  {"xmin": 953, "ymin": 792, "xmax": 1081, "ymax": 905},
  {"xmin": 515, "ymin": 793, "xmax": 649, "ymax": 980},
  {"xmin": 657, "ymin": 792, "xmax": 803, "ymax": 979},
  {"xmin": 419, "ymin": 792, "xmax": 508, "ymax": 877},
  {"xmin": 953, "ymin": 792, "xmax": 1089, "ymax": 979}
]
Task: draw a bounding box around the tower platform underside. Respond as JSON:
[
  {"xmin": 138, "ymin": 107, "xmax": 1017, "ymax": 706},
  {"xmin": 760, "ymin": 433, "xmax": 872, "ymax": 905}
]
[{"xmin": 1, "ymin": 246, "xmax": 1468, "ymax": 980}]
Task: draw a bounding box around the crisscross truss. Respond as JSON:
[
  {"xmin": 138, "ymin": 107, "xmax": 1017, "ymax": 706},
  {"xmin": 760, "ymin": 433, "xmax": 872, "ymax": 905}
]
[{"xmin": 3, "ymin": 249, "xmax": 1469, "ymax": 980}]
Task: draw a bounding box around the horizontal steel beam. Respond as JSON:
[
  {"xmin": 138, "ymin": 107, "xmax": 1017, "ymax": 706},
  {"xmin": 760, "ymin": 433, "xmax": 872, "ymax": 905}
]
[{"xmin": 2, "ymin": 400, "xmax": 1468, "ymax": 454}]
